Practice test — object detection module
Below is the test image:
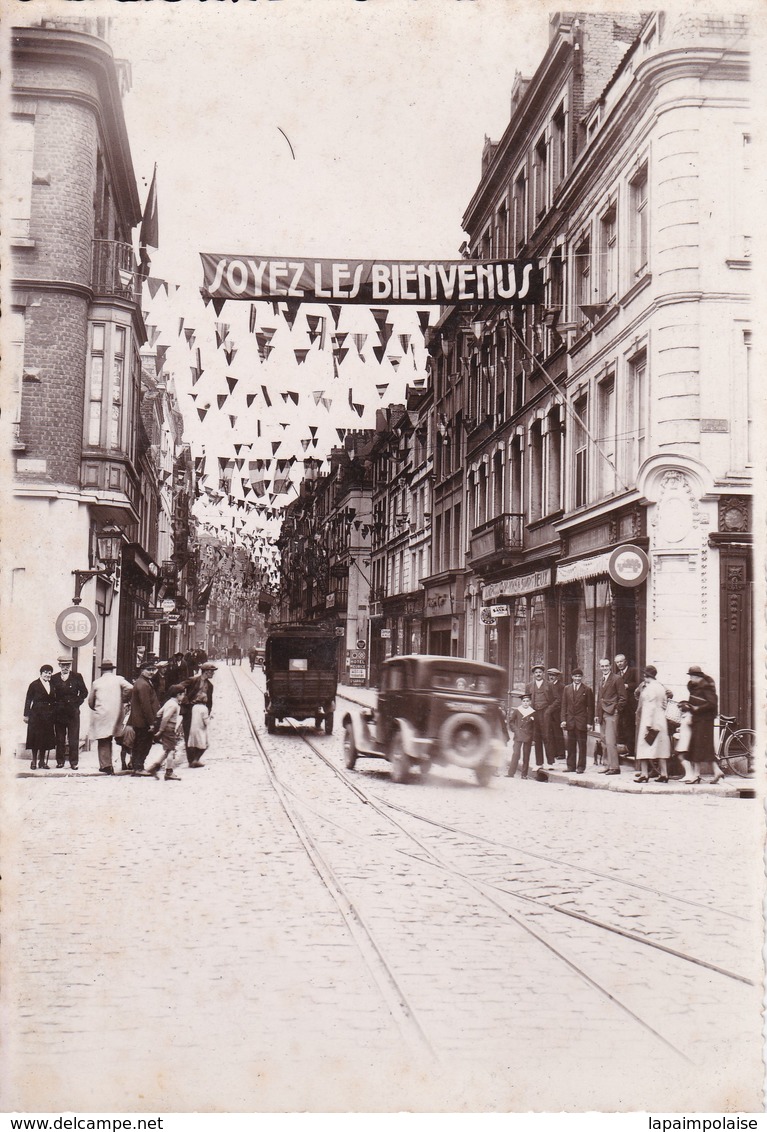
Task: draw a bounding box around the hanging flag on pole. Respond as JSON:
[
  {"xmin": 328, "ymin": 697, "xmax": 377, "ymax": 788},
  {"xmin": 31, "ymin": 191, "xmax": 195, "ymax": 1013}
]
[{"xmin": 139, "ymin": 165, "xmax": 159, "ymax": 278}]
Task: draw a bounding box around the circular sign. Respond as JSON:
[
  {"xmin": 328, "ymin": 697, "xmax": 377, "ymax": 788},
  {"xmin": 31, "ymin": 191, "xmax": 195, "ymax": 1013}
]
[
  {"xmin": 56, "ymin": 605, "xmax": 98, "ymax": 647},
  {"xmin": 161, "ymin": 598, "xmax": 176, "ymax": 613},
  {"xmin": 608, "ymin": 544, "xmax": 650, "ymax": 588},
  {"xmin": 356, "ymin": 639, "xmax": 367, "ymax": 650}
]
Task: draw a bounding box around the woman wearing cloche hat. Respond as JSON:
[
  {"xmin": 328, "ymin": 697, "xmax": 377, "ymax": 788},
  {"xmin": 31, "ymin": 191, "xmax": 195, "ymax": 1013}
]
[
  {"xmin": 633, "ymin": 665, "xmax": 671, "ymax": 783},
  {"xmin": 683, "ymin": 665, "xmax": 723, "ymax": 784}
]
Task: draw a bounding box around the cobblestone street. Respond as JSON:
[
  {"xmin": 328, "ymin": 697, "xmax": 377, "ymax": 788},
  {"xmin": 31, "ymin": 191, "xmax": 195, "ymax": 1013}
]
[{"xmin": 4, "ymin": 666, "xmax": 763, "ymax": 1113}]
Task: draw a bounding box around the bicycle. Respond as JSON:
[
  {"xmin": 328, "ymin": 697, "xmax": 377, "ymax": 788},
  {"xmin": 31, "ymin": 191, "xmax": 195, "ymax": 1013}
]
[{"xmin": 715, "ymin": 715, "xmax": 756, "ymax": 778}]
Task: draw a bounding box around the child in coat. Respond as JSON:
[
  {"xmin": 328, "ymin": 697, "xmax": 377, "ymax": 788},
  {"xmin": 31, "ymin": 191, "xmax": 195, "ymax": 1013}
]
[
  {"xmin": 187, "ymin": 691, "xmax": 210, "ymax": 768},
  {"xmin": 146, "ymin": 685, "xmax": 185, "ymax": 780},
  {"xmin": 506, "ymin": 692, "xmax": 536, "ymax": 779}
]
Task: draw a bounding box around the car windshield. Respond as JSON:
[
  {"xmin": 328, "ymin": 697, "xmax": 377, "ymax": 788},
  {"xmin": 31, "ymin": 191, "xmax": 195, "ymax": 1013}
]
[{"xmin": 430, "ymin": 670, "xmax": 499, "ymax": 695}]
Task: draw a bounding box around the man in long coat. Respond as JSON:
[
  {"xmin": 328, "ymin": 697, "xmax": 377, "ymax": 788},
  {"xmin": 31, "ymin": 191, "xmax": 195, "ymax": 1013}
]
[
  {"xmin": 127, "ymin": 662, "xmax": 160, "ymax": 773},
  {"xmin": 88, "ymin": 660, "xmax": 133, "ymax": 774},
  {"xmin": 525, "ymin": 663, "xmax": 555, "ymax": 768},
  {"xmin": 51, "ymin": 655, "xmax": 88, "ymax": 769}
]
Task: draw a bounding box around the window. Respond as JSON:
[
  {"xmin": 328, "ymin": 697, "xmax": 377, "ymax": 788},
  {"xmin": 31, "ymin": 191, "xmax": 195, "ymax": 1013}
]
[
  {"xmin": 513, "ymin": 167, "xmax": 527, "ymax": 251},
  {"xmin": 10, "ymin": 308, "xmax": 26, "ymax": 437},
  {"xmin": 534, "ymin": 134, "xmax": 548, "ymax": 220},
  {"xmin": 573, "ymin": 394, "xmax": 588, "ymax": 507},
  {"xmin": 510, "ymin": 437, "xmax": 523, "ymax": 514},
  {"xmin": 552, "ymin": 105, "xmax": 567, "ymax": 190},
  {"xmin": 529, "ymin": 420, "xmax": 544, "ymax": 522},
  {"xmin": 626, "ymin": 351, "xmax": 646, "ymax": 479},
  {"xmin": 597, "ymin": 375, "xmax": 617, "ymax": 497},
  {"xmin": 574, "ymin": 233, "xmax": 591, "ymax": 326},
  {"xmin": 630, "ymin": 165, "xmax": 649, "ymax": 279},
  {"xmin": 599, "ymin": 203, "xmax": 617, "ymax": 302},
  {"xmin": 744, "ymin": 330, "xmax": 752, "ymax": 465},
  {"xmin": 9, "ymin": 115, "xmax": 35, "ymax": 238},
  {"xmin": 86, "ymin": 320, "xmax": 135, "ymax": 455},
  {"xmin": 493, "ymin": 450, "xmax": 503, "ymax": 515},
  {"xmin": 88, "ymin": 324, "xmax": 106, "ymax": 446},
  {"xmin": 496, "ymin": 201, "xmax": 509, "ymax": 259},
  {"xmin": 547, "ymin": 407, "xmax": 562, "ymax": 513}
]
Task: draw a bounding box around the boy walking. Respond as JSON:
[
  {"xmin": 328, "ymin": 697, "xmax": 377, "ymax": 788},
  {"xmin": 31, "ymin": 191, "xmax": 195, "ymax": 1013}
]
[{"xmin": 146, "ymin": 685, "xmax": 185, "ymax": 780}]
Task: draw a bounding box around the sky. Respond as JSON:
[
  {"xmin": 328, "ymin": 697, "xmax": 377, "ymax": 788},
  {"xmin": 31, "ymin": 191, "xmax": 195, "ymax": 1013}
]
[{"xmin": 107, "ymin": 0, "xmax": 551, "ymax": 287}]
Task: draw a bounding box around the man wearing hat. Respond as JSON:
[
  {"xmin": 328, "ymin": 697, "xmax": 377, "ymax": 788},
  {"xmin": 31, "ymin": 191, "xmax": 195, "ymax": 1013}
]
[
  {"xmin": 180, "ymin": 661, "xmax": 217, "ymax": 766},
  {"xmin": 51, "ymin": 655, "xmax": 89, "ymax": 769},
  {"xmin": 525, "ymin": 663, "xmax": 555, "ymax": 768},
  {"xmin": 127, "ymin": 661, "xmax": 161, "ymax": 773},
  {"xmin": 561, "ymin": 668, "xmax": 594, "ymax": 773},
  {"xmin": 544, "ymin": 668, "xmax": 566, "ymax": 762},
  {"xmin": 88, "ymin": 661, "xmax": 133, "ymax": 774},
  {"xmin": 595, "ymin": 658, "xmax": 626, "ymax": 774}
]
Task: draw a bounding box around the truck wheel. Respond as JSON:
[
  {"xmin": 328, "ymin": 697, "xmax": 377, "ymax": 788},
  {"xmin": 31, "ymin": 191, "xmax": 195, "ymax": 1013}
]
[
  {"xmin": 324, "ymin": 711, "xmax": 334, "ymax": 735},
  {"xmin": 343, "ymin": 723, "xmax": 357, "ymax": 769},
  {"xmin": 389, "ymin": 731, "xmax": 410, "ymax": 784},
  {"xmin": 265, "ymin": 713, "xmax": 276, "ymax": 734},
  {"xmin": 474, "ymin": 764, "xmax": 494, "ymax": 787}
]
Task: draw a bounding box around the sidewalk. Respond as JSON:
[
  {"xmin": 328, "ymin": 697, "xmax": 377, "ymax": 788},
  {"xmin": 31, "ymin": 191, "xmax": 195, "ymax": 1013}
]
[{"xmin": 334, "ymin": 685, "xmax": 753, "ymax": 798}]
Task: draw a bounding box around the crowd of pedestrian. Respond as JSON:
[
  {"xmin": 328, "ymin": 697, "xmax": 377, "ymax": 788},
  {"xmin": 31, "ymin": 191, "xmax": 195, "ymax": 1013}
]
[
  {"xmin": 22, "ymin": 646, "xmax": 216, "ymax": 780},
  {"xmin": 503, "ymin": 655, "xmax": 724, "ymax": 786}
]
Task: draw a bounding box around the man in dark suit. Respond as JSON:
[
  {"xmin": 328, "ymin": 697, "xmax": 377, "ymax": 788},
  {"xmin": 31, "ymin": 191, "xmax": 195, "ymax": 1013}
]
[
  {"xmin": 561, "ymin": 667, "xmax": 595, "ymax": 774},
  {"xmin": 525, "ymin": 663, "xmax": 555, "ymax": 767},
  {"xmin": 51, "ymin": 655, "xmax": 88, "ymax": 769},
  {"xmin": 127, "ymin": 662, "xmax": 160, "ymax": 773},
  {"xmin": 614, "ymin": 653, "xmax": 639, "ymax": 757},
  {"xmin": 595, "ymin": 658, "xmax": 626, "ymax": 775},
  {"xmin": 544, "ymin": 667, "xmax": 565, "ymax": 761}
]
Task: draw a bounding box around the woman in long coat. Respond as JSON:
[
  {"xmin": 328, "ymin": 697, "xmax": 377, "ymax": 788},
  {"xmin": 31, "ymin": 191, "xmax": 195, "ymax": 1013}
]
[
  {"xmin": 634, "ymin": 665, "xmax": 672, "ymax": 783},
  {"xmin": 685, "ymin": 665, "xmax": 723, "ymax": 783},
  {"xmin": 23, "ymin": 664, "xmax": 56, "ymax": 769}
]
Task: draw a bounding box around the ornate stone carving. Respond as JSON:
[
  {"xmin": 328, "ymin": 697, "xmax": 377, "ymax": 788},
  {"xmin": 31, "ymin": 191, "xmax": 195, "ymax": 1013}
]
[{"xmin": 718, "ymin": 497, "xmax": 750, "ymax": 533}]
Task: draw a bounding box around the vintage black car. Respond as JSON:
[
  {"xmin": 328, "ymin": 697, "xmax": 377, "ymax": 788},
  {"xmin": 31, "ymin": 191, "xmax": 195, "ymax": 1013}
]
[
  {"xmin": 341, "ymin": 654, "xmax": 507, "ymax": 785},
  {"xmin": 263, "ymin": 627, "xmax": 338, "ymax": 734}
]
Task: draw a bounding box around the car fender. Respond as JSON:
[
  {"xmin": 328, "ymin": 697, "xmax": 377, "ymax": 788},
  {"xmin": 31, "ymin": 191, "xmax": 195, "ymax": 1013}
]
[
  {"xmin": 342, "ymin": 709, "xmax": 376, "ymax": 754},
  {"xmin": 389, "ymin": 716, "xmax": 422, "ymax": 760}
]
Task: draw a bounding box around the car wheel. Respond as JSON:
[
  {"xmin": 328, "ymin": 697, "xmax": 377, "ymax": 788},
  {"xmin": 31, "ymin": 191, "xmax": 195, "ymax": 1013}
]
[
  {"xmin": 343, "ymin": 722, "xmax": 357, "ymax": 770},
  {"xmin": 439, "ymin": 712, "xmax": 491, "ymax": 769},
  {"xmin": 265, "ymin": 713, "xmax": 276, "ymax": 734},
  {"xmin": 474, "ymin": 764, "xmax": 494, "ymax": 787},
  {"xmin": 325, "ymin": 711, "xmax": 334, "ymax": 735},
  {"xmin": 389, "ymin": 731, "xmax": 410, "ymax": 784}
]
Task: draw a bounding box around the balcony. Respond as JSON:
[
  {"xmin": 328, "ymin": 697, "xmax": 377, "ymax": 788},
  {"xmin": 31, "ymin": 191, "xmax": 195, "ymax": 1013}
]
[
  {"xmin": 91, "ymin": 240, "xmax": 141, "ymax": 303},
  {"xmin": 468, "ymin": 512, "xmax": 524, "ymax": 569}
]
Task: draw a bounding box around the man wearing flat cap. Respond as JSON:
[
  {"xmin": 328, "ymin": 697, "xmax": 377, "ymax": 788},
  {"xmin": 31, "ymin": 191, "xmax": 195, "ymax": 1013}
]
[
  {"xmin": 51, "ymin": 655, "xmax": 88, "ymax": 769},
  {"xmin": 525, "ymin": 663, "xmax": 555, "ymax": 768},
  {"xmin": 88, "ymin": 661, "xmax": 133, "ymax": 774}
]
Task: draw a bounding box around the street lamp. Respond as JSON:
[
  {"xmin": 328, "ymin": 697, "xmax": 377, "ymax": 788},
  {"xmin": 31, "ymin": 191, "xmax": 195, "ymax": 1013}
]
[{"xmin": 72, "ymin": 521, "xmax": 124, "ymax": 605}]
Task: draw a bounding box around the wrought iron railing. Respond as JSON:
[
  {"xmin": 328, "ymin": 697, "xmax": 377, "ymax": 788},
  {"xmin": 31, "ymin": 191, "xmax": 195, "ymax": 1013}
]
[{"xmin": 91, "ymin": 239, "xmax": 141, "ymax": 302}]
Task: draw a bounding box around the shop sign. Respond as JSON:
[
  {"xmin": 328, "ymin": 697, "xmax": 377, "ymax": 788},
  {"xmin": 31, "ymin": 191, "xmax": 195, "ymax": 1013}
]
[
  {"xmin": 479, "ymin": 608, "xmax": 496, "ymax": 626},
  {"xmin": 349, "ymin": 666, "xmax": 367, "ymax": 679},
  {"xmin": 161, "ymin": 598, "xmax": 176, "ymax": 613},
  {"xmin": 380, "ymin": 629, "xmax": 392, "ymax": 639},
  {"xmin": 349, "ymin": 650, "xmax": 366, "ymax": 662},
  {"xmin": 608, "ymin": 544, "xmax": 650, "ymax": 588},
  {"xmin": 334, "ymin": 625, "xmax": 345, "ymax": 636},
  {"xmin": 56, "ymin": 605, "xmax": 98, "ymax": 647},
  {"xmin": 482, "ymin": 568, "xmax": 551, "ymax": 601},
  {"xmin": 325, "ymin": 592, "xmax": 336, "ymax": 608},
  {"xmin": 489, "ymin": 604, "xmax": 510, "ymax": 618},
  {"xmin": 135, "ymin": 619, "xmax": 158, "ymax": 633}
]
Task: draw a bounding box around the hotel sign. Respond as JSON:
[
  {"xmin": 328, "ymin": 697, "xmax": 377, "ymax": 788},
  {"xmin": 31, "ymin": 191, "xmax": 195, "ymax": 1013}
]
[{"xmin": 201, "ymin": 253, "xmax": 542, "ymax": 306}]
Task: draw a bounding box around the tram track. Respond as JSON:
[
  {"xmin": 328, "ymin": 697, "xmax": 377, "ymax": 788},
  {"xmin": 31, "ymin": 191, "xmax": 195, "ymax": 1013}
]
[{"xmin": 232, "ymin": 668, "xmax": 758, "ymax": 1066}]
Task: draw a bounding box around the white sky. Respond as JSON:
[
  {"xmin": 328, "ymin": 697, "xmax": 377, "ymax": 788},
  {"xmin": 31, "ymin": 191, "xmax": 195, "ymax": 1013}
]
[{"xmin": 107, "ymin": 0, "xmax": 550, "ymax": 286}]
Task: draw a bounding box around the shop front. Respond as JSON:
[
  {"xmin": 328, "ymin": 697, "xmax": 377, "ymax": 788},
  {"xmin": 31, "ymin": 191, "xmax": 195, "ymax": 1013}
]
[
  {"xmin": 423, "ymin": 571, "xmax": 467, "ymax": 657},
  {"xmin": 480, "ymin": 566, "xmax": 554, "ymax": 693}
]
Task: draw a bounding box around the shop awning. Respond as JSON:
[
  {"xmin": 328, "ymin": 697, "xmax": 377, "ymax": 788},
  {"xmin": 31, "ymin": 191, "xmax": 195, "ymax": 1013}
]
[{"xmin": 555, "ymin": 552, "xmax": 612, "ymax": 585}]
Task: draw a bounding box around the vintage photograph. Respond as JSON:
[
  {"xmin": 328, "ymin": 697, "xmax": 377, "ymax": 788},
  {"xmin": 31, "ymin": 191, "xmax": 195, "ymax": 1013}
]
[{"xmin": 1, "ymin": 0, "xmax": 762, "ymax": 1116}]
